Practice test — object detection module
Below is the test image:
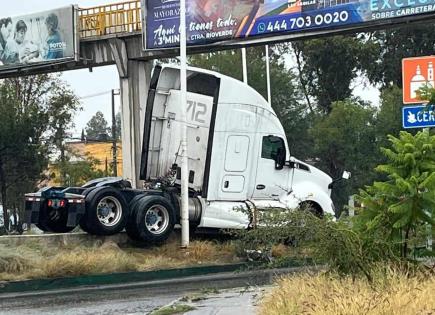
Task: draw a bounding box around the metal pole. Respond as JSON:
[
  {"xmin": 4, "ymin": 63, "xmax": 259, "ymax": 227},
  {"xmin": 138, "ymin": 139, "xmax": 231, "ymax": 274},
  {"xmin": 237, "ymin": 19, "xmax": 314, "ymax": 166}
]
[
  {"xmin": 428, "ymin": 211, "xmax": 433, "ymax": 251},
  {"xmin": 348, "ymin": 195, "xmax": 355, "ymax": 217},
  {"xmin": 180, "ymin": 0, "xmax": 190, "ymax": 248},
  {"xmin": 111, "ymin": 89, "xmax": 119, "ymax": 177},
  {"xmin": 423, "ymin": 128, "xmax": 432, "ymax": 250},
  {"xmin": 348, "ymin": 195, "xmax": 355, "ymax": 228},
  {"xmin": 265, "ymin": 45, "xmax": 271, "ymax": 104},
  {"xmin": 242, "ymin": 47, "xmax": 248, "ymax": 84}
]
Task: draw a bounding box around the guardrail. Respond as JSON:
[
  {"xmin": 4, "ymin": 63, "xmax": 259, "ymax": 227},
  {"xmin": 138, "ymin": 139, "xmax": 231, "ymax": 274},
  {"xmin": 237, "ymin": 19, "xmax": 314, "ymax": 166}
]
[{"xmin": 79, "ymin": 0, "xmax": 142, "ymax": 38}]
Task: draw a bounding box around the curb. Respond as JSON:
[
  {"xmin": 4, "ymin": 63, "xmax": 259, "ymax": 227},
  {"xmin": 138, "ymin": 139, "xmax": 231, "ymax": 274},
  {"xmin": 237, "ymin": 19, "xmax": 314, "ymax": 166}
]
[
  {"xmin": 0, "ymin": 263, "xmax": 247, "ymax": 295},
  {"xmin": 0, "ymin": 265, "xmax": 318, "ymax": 303},
  {"xmin": 0, "ymin": 259, "xmax": 313, "ymax": 297}
]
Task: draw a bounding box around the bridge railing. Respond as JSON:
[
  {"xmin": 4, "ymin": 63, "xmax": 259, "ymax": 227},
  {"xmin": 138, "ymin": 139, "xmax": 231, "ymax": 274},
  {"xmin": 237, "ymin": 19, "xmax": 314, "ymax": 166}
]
[{"xmin": 79, "ymin": 1, "xmax": 142, "ymax": 38}]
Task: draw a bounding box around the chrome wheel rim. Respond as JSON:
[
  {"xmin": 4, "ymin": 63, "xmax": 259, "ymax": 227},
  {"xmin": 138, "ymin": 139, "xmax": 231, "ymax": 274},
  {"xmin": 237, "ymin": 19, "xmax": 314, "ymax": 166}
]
[
  {"xmin": 97, "ymin": 196, "xmax": 123, "ymax": 227},
  {"xmin": 145, "ymin": 205, "xmax": 169, "ymax": 235}
]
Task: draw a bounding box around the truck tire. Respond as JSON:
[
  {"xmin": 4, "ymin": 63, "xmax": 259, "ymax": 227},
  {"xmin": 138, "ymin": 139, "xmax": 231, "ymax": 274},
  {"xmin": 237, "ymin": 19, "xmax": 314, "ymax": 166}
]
[
  {"xmin": 37, "ymin": 204, "xmax": 75, "ymax": 233},
  {"xmin": 133, "ymin": 195, "xmax": 175, "ymax": 244},
  {"xmin": 82, "ymin": 187, "xmax": 129, "ymax": 236},
  {"xmin": 299, "ymin": 201, "xmax": 323, "ymax": 218},
  {"xmin": 78, "ymin": 216, "xmax": 91, "ymax": 234},
  {"xmin": 125, "ymin": 195, "xmax": 147, "ymax": 241},
  {"xmin": 78, "ymin": 187, "xmax": 98, "ymax": 234}
]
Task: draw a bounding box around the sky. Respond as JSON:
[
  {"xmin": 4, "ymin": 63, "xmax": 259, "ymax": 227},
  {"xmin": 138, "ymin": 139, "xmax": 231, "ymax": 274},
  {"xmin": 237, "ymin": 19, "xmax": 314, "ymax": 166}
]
[{"xmin": 2, "ymin": 0, "xmax": 380, "ymax": 139}]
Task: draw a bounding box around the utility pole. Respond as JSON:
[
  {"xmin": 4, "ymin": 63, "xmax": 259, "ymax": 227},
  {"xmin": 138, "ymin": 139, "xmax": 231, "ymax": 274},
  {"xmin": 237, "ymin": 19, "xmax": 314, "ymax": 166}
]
[
  {"xmin": 265, "ymin": 45, "xmax": 271, "ymax": 104},
  {"xmin": 180, "ymin": 0, "xmax": 190, "ymax": 248},
  {"xmin": 112, "ymin": 89, "xmax": 120, "ymax": 177},
  {"xmin": 242, "ymin": 47, "xmax": 248, "ymax": 84}
]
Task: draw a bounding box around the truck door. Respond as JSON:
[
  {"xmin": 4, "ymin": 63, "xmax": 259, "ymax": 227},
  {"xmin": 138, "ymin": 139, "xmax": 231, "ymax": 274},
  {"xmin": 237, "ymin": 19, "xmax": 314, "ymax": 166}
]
[
  {"xmin": 221, "ymin": 135, "xmax": 251, "ymax": 195},
  {"xmin": 252, "ymin": 135, "xmax": 289, "ymax": 200}
]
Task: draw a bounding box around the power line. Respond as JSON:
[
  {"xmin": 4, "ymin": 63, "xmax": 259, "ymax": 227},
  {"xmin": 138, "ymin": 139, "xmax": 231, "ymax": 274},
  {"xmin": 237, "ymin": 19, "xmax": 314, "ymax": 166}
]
[{"xmin": 78, "ymin": 90, "xmax": 113, "ymax": 100}]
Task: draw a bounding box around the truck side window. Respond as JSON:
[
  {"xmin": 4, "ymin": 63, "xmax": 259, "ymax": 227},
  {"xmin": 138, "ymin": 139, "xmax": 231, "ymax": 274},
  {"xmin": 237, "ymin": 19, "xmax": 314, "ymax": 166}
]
[{"xmin": 261, "ymin": 136, "xmax": 285, "ymax": 160}]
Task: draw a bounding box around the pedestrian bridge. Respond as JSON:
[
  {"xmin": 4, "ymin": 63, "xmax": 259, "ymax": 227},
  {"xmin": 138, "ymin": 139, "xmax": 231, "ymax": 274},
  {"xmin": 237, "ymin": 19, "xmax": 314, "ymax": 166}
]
[
  {"xmin": 79, "ymin": 0, "xmax": 143, "ymax": 39},
  {"xmin": 0, "ymin": 1, "xmax": 156, "ymax": 80}
]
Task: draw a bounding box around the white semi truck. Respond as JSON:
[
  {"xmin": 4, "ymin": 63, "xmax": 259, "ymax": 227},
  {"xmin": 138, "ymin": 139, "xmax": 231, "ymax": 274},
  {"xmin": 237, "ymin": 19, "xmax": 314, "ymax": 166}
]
[{"xmin": 25, "ymin": 65, "xmax": 342, "ymax": 244}]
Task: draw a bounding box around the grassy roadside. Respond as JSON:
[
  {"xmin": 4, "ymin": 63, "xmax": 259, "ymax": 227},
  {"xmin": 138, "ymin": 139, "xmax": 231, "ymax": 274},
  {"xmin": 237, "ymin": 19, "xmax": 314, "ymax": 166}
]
[
  {"xmin": 0, "ymin": 234, "xmax": 240, "ymax": 282},
  {"xmin": 260, "ymin": 270, "xmax": 435, "ymax": 315}
]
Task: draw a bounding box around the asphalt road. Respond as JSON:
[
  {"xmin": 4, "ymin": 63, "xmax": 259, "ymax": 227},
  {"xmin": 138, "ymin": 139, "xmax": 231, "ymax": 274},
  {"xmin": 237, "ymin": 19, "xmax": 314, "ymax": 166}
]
[
  {"xmin": 0, "ymin": 284, "xmax": 268, "ymax": 315},
  {"xmin": 0, "ymin": 266, "xmax": 302, "ymax": 314},
  {"xmin": 0, "ymin": 285, "xmax": 184, "ymax": 315}
]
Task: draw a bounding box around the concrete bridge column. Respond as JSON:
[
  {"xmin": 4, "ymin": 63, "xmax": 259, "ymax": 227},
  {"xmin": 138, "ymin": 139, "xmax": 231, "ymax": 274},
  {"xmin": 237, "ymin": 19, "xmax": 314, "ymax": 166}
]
[
  {"xmin": 118, "ymin": 60, "xmax": 152, "ymax": 188},
  {"xmin": 109, "ymin": 38, "xmax": 153, "ymax": 188}
]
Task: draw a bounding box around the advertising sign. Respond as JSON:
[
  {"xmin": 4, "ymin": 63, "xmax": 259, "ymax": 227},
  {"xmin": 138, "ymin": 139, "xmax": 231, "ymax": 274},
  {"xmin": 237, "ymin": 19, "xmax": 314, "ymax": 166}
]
[
  {"xmin": 143, "ymin": 0, "xmax": 435, "ymax": 50},
  {"xmin": 402, "ymin": 56, "xmax": 435, "ymax": 104},
  {"xmin": 0, "ymin": 6, "xmax": 78, "ymax": 71},
  {"xmin": 402, "ymin": 105, "xmax": 435, "ymax": 129}
]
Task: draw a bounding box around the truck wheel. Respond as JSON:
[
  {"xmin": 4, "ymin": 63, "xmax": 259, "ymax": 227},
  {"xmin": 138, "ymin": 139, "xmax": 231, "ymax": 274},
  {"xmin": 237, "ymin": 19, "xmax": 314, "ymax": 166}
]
[
  {"xmin": 134, "ymin": 196, "xmax": 175, "ymax": 244},
  {"xmin": 125, "ymin": 195, "xmax": 147, "ymax": 241},
  {"xmin": 299, "ymin": 201, "xmax": 323, "ymax": 218},
  {"xmin": 83, "ymin": 187, "xmax": 129, "ymax": 236},
  {"xmin": 37, "ymin": 205, "xmax": 75, "ymax": 233}
]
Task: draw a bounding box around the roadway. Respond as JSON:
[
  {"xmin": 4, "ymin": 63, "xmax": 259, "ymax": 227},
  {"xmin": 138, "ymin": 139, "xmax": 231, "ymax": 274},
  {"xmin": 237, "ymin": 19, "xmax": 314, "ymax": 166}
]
[
  {"xmin": 0, "ymin": 286, "xmax": 268, "ymax": 315},
  {"xmin": 0, "ymin": 271, "xmax": 275, "ymax": 315},
  {"xmin": 0, "ymin": 284, "xmax": 181, "ymax": 315}
]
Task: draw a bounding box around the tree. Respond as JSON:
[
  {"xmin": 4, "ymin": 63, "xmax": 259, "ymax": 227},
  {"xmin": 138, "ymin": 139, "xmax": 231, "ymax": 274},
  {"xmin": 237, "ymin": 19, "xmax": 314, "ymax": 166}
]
[
  {"xmin": 290, "ymin": 35, "xmax": 379, "ymax": 114},
  {"xmin": 85, "ymin": 111, "xmax": 109, "ymax": 140},
  {"xmin": 0, "ymin": 75, "xmax": 80, "ymax": 229},
  {"xmin": 365, "ymin": 25, "xmax": 435, "ymax": 88},
  {"xmin": 375, "ymin": 86, "xmax": 409, "ymax": 149},
  {"xmin": 356, "ymin": 131, "xmax": 435, "ymax": 258},
  {"xmin": 53, "ymin": 150, "xmax": 105, "ymax": 187},
  {"xmin": 309, "ymin": 99, "xmax": 378, "ymax": 212},
  {"xmin": 114, "ymin": 112, "xmax": 122, "ymax": 140}
]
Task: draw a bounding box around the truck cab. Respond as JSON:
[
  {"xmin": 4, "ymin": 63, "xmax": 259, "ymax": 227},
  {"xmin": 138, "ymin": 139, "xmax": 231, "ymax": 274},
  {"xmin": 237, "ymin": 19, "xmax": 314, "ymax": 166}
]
[
  {"xmin": 142, "ymin": 65, "xmax": 334, "ymax": 229},
  {"xmin": 25, "ymin": 65, "xmax": 335, "ymax": 243}
]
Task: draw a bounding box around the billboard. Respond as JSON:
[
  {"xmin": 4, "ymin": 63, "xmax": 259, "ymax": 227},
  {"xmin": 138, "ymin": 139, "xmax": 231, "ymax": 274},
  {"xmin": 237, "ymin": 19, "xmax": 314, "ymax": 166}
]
[
  {"xmin": 0, "ymin": 6, "xmax": 78, "ymax": 71},
  {"xmin": 143, "ymin": 0, "xmax": 435, "ymax": 50}
]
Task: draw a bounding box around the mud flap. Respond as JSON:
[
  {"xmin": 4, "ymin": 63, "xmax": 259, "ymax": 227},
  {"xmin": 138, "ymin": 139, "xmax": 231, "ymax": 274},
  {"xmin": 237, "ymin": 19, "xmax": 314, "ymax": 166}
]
[
  {"xmin": 25, "ymin": 200, "xmax": 42, "ymax": 225},
  {"xmin": 66, "ymin": 203, "xmax": 86, "ymax": 227}
]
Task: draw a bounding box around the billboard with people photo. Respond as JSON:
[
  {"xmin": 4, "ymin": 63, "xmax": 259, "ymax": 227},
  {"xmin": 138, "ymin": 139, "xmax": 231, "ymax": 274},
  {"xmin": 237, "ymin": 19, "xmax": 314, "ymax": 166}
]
[{"xmin": 0, "ymin": 6, "xmax": 78, "ymax": 70}]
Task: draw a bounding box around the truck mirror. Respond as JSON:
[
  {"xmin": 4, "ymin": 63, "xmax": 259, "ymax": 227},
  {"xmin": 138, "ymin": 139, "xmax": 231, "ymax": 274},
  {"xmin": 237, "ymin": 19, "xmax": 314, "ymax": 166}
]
[
  {"xmin": 342, "ymin": 171, "xmax": 351, "ymax": 180},
  {"xmin": 275, "ymin": 147, "xmax": 286, "ymax": 170}
]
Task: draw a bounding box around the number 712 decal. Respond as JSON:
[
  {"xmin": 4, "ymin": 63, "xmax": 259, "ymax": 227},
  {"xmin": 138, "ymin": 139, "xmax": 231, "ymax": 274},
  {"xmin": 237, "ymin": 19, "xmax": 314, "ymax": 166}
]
[{"xmin": 187, "ymin": 100, "xmax": 207, "ymax": 124}]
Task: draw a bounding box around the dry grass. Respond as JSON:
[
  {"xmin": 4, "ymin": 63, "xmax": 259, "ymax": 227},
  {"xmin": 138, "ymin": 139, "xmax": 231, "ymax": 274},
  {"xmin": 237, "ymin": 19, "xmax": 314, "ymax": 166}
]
[
  {"xmin": 271, "ymin": 244, "xmax": 290, "ymax": 258},
  {"xmin": 0, "ymin": 236, "xmax": 239, "ymax": 282},
  {"xmin": 260, "ymin": 269, "xmax": 435, "ymax": 315}
]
